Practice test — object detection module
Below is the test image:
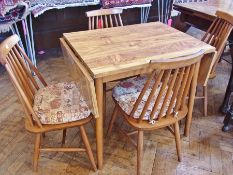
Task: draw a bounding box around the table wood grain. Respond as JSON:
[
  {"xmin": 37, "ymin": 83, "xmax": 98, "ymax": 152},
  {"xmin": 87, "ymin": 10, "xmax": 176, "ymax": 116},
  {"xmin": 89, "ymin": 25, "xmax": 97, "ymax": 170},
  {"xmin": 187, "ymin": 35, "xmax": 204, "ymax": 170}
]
[{"xmin": 63, "ymin": 22, "xmax": 215, "ymax": 79}]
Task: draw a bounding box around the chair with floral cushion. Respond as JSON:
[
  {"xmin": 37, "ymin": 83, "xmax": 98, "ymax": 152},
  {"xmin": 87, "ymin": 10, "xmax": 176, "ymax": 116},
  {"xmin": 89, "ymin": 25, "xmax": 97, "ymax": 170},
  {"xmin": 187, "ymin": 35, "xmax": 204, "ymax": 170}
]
[
  {"xmin": 106, "ymin": 50, "xmax": 204, "ymax": 175},
  {"xmin": 0, "ymin": 34, "xmax": 98, "ymax": 172}
]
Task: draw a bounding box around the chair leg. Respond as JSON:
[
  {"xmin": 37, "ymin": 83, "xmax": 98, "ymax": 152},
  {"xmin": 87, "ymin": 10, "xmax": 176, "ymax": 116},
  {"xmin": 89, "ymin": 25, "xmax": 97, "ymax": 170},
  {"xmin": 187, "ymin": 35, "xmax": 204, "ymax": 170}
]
[
  {"xmin": 174, "ymin": 122, "xmax": 182, "ymax": 162},
  {"xmin": 184, "ymin": 72, "xmax": 198, "ymax": 137},
  {"xmin": 62, "ymin": 129, "xmax": 67, "ymax": 146},
  {"xmin": 79, "ymin": 125, "xmax": 97, "ymax": 171},
  {"xmin": 90, "ymin": 120, "xmax": 96, "ymax": 130},
  {"xmin": 203, "ymin": 86, "xmax": 208, "ymax": 117},
  {"xmin": 106, "ymin": 105, "xmax": 118, "ymax": 137},
  {"xmin": 103, "ymin": 83, "xmax": 106, "ymax": 126},
  {"xmin": 33, "ymin": 133, "xmax": 41, "ymax": 171},
  {"xmin": 137, "ymin": 130, "xmax": 144, "ymax": 175}
]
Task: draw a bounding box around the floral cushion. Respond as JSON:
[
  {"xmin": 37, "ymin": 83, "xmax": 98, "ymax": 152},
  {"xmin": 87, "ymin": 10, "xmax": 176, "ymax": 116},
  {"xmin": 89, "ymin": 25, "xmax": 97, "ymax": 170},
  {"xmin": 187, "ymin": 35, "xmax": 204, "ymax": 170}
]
[
  {"xmin": 113, "ymin": 76, "xmax": 174, "ymax": 121},
  {"xmin": 33, "ymin": 82, "xmax": 91, "ymax": 124}
]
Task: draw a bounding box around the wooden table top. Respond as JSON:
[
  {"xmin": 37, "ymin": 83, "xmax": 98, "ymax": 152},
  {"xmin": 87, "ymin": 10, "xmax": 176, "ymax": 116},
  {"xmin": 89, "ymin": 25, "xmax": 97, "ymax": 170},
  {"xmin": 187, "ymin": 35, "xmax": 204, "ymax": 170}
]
[
  {"xmin": 174, "ymin": 0, "xmax": 233, "ymax": 19},
  {"xmin": 63, "ymin": 22, "xmax": 215, "ymax": 78}
]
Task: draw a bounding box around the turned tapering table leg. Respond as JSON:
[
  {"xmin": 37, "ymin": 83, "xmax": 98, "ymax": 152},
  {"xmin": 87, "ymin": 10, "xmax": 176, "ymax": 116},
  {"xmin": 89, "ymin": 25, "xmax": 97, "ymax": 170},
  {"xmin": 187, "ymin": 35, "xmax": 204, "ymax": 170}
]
[{"xmin": 95, "ymin": 78, "xmax": 104, "ymax": 169}]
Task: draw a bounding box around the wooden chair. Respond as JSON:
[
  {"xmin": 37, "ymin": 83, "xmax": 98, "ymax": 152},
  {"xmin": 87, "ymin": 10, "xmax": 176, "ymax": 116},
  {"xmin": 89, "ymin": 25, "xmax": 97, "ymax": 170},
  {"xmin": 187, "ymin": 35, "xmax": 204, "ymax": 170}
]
[
  {"xmin": 0, "ymin": 34, "xmax": 98, "ymax": 172},
  {"xmin": 106, "ymin": 50, "xmax": 204, "ymax": 175},
  {"xmin": 203, "ymin": 10, "xmax": 233, "ymax": 77},
  {"xmin": 86, "ymin": 8, "xmax": 123, "ymax": 30},
  {"xmin": 198, "ymin": 10, "xmax": 233, "ymax": 116}
]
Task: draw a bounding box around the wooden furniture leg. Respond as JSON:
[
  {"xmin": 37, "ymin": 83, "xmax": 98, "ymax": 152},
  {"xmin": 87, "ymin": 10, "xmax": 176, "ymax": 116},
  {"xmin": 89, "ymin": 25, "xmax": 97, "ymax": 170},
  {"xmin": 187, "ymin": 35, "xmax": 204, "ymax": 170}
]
[
  {"xmin": 80, "ymin": 125, "xmax": 97, "ymax": 171},
  {"xmin": 184, "ymin": 87, "xmax": 195, "ymax": 137},
  {"xmin": 103, "ymin": 83, "xmax": 106, "ymax": 126},
  {"xmin": 174, "ymin": 121, "xmax": 182, "ymax": 162},
  {"xmin": 33, "ymin": 133, "xmax": 41, "ymax": 171},
  {"xmin": 204, "ymin": 86, "xmax": 208, "ymax": 116},
  {"xmin": 184, "ymin": 63, "xmax": 200, "ymax": 137},
  {"xmin": 62, "ymin": 129, "xmax": 67, "ymax": 146},
  {"xmin": 106, "ymin": 106, "xmax": 118, "ymax": 137},
  {"xmin": 137, "ymin": 130, "xmax": 144, "ymax": 175},
  {"xmin": 95, "ymin": 78, "xmax": 104, "ymax": 170}
]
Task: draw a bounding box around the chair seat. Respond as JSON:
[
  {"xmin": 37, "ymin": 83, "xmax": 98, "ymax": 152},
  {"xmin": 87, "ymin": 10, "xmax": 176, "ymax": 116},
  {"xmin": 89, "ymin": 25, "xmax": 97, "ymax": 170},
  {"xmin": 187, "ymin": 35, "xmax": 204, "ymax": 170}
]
[
  {"xmin": 113, "ymin": 76, "xmax": 174, "ymax": 121},
  {"xmin": 33, "ymin": 82, "xmax": 91, "ymax": 125}
]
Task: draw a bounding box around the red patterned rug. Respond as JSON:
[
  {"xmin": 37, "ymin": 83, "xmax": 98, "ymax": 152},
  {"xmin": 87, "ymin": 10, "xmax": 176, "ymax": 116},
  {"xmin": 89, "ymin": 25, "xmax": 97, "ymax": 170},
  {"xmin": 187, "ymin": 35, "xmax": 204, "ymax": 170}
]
[
  {"xmin": 30, "ymin": 0, "xmax": 100, "ymax": 17},
  {"xmin": 0, "ymin": 0, "xmax": 29, "ymax": 32},
  {"xmin": 0, "ymin": 0, "xmax": 22, "ymax": 16}
]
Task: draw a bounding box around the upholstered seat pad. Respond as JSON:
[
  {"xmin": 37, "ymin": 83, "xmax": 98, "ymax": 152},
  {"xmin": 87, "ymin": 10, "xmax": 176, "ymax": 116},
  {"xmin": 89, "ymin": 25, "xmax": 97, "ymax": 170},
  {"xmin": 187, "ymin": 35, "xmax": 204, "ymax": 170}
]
[
  {"xmin": 33, "ymin": 82, "xmax": 91, "ymax": 124},
  {"xmin": 113, "ymin": 76, "xmax": 174, "ymax": 121}
]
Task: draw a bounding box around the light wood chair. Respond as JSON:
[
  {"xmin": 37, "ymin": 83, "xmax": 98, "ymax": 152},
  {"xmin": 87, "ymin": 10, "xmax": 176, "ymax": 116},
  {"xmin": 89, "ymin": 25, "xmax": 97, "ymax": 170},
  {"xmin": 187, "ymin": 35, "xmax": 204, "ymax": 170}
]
[
  {"xmin": 0, "ymin": 34, "xmax": 98, "ymax": 172},
  {"xmin": 198, "ymin": 10, "xmax": 233, "ymax": 116},
  {"xmin": 86, "ymin": 8, "xmax": 123, "ymax": 30},
  {"xmin": 106, "ymin": 50, "xmax": 205, "ymax": 175}
]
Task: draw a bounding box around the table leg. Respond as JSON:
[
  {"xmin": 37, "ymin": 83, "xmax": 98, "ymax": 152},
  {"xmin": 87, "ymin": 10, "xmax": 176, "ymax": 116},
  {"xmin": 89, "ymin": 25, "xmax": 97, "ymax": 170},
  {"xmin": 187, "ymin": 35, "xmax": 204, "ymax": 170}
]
[
  {"xmin": 220, "ymin": 47, "xmax": 233, "ymax": 114},
  {"xmin": 95, "ymin": 78, "xmax": 104, "ymax": 170},
  {"xmin": 184, "ymin": 62, "xmax": 200, "ymax": 137},
  {"xmin": 103, "ymin": 83, "xmax": 106, "ymax": 126}
]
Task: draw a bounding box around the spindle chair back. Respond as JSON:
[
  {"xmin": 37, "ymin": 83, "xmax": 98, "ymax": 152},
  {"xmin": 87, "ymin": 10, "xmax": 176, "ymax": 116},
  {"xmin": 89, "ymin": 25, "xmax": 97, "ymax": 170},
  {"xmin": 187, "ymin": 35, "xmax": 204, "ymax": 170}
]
[
  {"xmin": 202, "ymin": 10, "xmax": 233, "ymax": 76},
  {"xmin": 129, "ymin": 51, "xmax": 203, "ymax": 124},
  {"xmin": 194, "ymin": 10, "xmax": 233, "ymax": 117},
  {"xmin": 86, "ymin": 8, "xmax": 123, "ymax": 30},
  {"xmin": 0, "ymin": 34, "xmax": 47, "ymax": 128}
]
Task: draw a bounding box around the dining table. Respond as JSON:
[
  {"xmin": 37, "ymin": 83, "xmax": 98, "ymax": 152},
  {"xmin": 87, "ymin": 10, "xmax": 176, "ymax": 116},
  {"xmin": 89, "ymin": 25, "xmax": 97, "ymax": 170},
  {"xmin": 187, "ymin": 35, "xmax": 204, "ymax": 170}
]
[
  {"xmin": 60, "ymin": 22, "xmax": 215, "ymax": 169},
  {"xmin": 174, "ymin": 0, "xmax": 233, "ymax": 131}
]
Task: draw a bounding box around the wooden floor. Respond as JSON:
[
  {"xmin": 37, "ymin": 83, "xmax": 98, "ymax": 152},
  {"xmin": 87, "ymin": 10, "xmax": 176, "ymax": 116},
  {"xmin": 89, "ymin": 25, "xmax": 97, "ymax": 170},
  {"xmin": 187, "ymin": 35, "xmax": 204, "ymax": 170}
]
[{"xmin": 0, "ymin": 28, "xmax": 233, "ymax": 175}]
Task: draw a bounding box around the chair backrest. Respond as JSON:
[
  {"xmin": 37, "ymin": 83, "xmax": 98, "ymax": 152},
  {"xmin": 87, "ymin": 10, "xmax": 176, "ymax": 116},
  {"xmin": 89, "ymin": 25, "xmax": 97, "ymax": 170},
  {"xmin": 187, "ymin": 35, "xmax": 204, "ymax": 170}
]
[
  {"xmin": 0, "ymin": 34, "xmax": 47, "ymax": 128},
  {"xmin": 202, "ymin": 10, "xmax": 233, "ymax": 74},
  {"xmin": 129, "ymin": 50, "xmax": 204, "ymax": 123},
  {"xmin": 86, "ymin": 8, "xmax": 123, "ymax": 30},
  {"xmin": 60, "ymin": 38, "xmax": 99, "ymax": 118}
]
